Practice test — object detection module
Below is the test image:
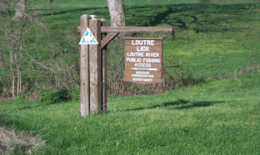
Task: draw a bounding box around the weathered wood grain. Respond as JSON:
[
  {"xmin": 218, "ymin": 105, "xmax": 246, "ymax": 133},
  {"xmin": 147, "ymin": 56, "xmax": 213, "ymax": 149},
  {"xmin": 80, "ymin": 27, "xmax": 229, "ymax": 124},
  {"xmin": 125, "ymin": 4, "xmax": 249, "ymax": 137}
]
[
  {"xmin": 100, "ymin": 18, "xmax": 108, "ymax": 112},
  {"xmin": 78, "ymin": 26, "xmax": 174, "ymax": 34},
  {"xmin": 80, "ymin": 14, "xmax": 91, "ymax": 116},
  {"xmin": 89, "ymin": 19, "xmax": 102, "ymax": 114},
  {"xmin": 101, "ymin": 32, "xmax": 119, "ymax": 49}
]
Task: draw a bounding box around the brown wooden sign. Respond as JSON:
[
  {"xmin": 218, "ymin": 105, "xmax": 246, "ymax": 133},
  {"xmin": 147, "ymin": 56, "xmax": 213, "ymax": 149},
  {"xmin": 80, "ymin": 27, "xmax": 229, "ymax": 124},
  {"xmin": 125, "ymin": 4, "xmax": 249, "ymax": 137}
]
[{"xmin": 123, "ymin": 37, "xmax": 163, "ymax": 84}]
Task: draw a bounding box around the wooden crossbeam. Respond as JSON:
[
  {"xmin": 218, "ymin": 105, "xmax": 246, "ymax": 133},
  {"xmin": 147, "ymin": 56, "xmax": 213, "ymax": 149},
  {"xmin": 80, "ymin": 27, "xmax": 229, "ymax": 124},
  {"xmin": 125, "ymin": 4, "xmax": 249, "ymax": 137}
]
[
  {"xmin": 101, "ymin": 32, "xmax": 119, "ymax": 49},
  {"xmin": 101, "ymin": 26, "xmax": 174, "ymax": 33},
  {"xmin": 77, "ymin": 26, "xmax": 174, "ymax": 33}
]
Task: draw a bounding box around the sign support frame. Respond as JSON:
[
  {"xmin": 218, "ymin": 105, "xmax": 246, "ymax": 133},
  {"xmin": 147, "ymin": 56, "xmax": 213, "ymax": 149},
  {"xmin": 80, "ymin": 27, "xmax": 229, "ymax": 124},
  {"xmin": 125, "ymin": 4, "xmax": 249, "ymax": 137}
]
[{"xmin": 78, "ymin": 14, "xmax": 174, "ymax": 116}]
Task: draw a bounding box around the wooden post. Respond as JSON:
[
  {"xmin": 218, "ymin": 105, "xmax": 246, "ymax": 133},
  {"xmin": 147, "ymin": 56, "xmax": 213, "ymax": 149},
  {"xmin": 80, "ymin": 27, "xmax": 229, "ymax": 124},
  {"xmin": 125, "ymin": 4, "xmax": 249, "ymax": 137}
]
[
  {"xmin": 80, "ymin": 14, "xmax": 91, "ymax": 116},
  {"xmin": 0, "ymin": 47, "xmax": 4, "ymax": 68},
  {"xmin": 250, "ymin": 51, "xmax": 252, "ymax": 67},
  {"xmin": 219, "ymin": 56, "xmax": 221, "ymax": 79},
  {"xmin": 249, "ymin": 51, "xmax": 252, "ymax": 74},
  {"xmin": 89, "ymin": 17, "xmax": 102, "ymax": 114},
  {"xmin": 100, "ymin": 18, "xmax": 108, "ymax": 111},
  {"xmin": 180, "ymin": 62, "xmax": 183, "ymax": 86}
]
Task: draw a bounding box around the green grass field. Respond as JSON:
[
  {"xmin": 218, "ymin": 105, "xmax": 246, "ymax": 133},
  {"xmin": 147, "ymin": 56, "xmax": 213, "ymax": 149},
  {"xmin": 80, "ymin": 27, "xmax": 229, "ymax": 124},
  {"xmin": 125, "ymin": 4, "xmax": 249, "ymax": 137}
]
[
  {"xmin": 1, "ymin": 0, "xmax": 260, "ymax": 154},
  {"xmin": 0, "ymin": 71, "xmax": 259, "ymax": 154}
]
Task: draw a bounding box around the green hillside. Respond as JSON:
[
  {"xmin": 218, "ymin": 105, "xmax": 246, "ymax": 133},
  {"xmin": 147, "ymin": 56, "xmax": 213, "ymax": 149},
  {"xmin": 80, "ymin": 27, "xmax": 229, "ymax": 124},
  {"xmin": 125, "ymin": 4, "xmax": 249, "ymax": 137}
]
[
  {"xmin": 0, "ymin": 0, "xmax": 260, "ymax": 154},
  {"xmin": 1, "ymin": 0, "xmax": 259, "ymax": 91}
]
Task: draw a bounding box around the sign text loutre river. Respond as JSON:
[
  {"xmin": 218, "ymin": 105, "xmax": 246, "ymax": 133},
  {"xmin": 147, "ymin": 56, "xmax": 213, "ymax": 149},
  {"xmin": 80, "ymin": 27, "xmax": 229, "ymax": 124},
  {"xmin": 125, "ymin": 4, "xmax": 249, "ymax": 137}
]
[{"xmin": 123, "ymin": 37, "xmax": 163, "ymax": 84}]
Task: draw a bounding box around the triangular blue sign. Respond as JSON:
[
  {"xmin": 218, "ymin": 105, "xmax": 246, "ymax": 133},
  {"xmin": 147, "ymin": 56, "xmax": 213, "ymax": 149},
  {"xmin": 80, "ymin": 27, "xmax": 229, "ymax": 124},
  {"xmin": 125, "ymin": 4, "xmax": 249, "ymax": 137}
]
[{"xmin": 79, "ymin": 27, "xmax": 99, "ymax": 45}]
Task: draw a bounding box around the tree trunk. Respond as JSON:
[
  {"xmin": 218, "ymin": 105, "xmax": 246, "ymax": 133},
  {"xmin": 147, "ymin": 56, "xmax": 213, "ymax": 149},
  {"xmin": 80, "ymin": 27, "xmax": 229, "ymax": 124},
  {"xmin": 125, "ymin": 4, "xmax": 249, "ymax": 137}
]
[
  {"xmin": 107, "ymin": 0, "xmax": 125, "ymax": 27},
  {"xmin": 12, "ymin": 0, "xmax": 27, "ymax": 21},
  {"xmin": 107, "ymin": 0, "xmax": 129, "ymax": 39},
  {"xmin": 10, "ymin": 49, "xmax": 15, "ymax": 98},
  {"xmin": 12, "ymin": 73, "xmax": 15, "ymax": 98},
  {"xmin": 0, "ymin": 48, "xmax": 4, "ymax": 69},
  {"xmin": 16, "ymin": 65, "xmax": 21, "ymax": 96}
]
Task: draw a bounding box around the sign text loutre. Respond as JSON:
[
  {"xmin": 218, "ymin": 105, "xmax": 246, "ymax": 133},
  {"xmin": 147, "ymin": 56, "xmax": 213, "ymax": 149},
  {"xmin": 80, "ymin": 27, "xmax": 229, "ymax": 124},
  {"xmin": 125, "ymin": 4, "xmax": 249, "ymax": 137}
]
[{"xmin": 123, "ymin": 37, "xmax": 163, "ymax": 84}]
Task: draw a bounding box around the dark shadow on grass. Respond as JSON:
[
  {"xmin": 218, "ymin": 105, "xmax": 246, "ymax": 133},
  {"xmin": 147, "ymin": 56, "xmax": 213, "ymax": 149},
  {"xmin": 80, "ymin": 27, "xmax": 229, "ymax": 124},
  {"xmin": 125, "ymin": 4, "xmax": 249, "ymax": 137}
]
[
  {"xmin": 0, "ymin": 100, "xmax": 70, "ymax": 111},
  {"xmin": 125, "ymin": 99, "xmax": 226, "ymax": 111},
  {"xmin": 16, "ymin": 101, "xmax": 69, "ymax": 111},
  {"xmin": 173, "ymin": 100, "xmax": 225, "ymax": 110},
  {"xmin": 128, "ymin": 3, "xmax": 257, "ymax": 33},
  {"xmin": 15, "ymin": 2, "xmax": 257, "ymax": 35},
  {"xmin": 125, "ymin": 99, "xmax": 189, "ymax": 111},
  {"xmin": 40, "ymin": 7, "xmax": 103, "ymax": 16},
  {"xmin": 17, "ymin": 104, "xmax": 44, "ymax": 111},
  {"xmin": 143, "ymin": 7, "xmax": 189, "ymax": 29}
]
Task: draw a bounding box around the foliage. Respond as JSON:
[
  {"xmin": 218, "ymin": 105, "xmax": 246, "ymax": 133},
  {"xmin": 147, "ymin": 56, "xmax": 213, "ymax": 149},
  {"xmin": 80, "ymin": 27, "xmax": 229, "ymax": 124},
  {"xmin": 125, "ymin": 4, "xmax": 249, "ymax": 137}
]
[
  {"xmin": 69, "ymin": 87, "xmax": 80, "ymax": 101},
  {"xmin": 199, "ymin": 0, "xmax": 212, "ymax": 2},
  {"xmin": 130, "ymin": 84, "xmax": 152, "ymax": 95},
  {"xmin": 37, "ymin": 90, "xmax": 72, "ymax": 104}
]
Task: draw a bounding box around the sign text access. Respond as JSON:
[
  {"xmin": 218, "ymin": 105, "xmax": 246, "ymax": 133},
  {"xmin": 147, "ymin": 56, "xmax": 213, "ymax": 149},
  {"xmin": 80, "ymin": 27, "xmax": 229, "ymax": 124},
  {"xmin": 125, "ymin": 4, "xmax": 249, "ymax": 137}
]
[{"xmin": 123, "ymin": 37, "xmax": 163, "ymax": 84}]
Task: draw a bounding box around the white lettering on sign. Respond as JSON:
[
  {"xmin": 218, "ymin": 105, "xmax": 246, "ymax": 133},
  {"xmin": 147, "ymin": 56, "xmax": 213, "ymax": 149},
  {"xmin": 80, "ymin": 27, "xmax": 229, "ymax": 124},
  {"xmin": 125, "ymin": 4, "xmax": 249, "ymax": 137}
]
[
  {"xmin": 126, "ymin": 58, "xmax": 142, "ymax": 63},
  {"xmin": 134, "ymin": 63, "xmax": 151, "ymax": 67},
  {"xmin": 132, "ymin": 74, "xmax": 154, "ymax": 78},
  {"xmin": 145, "ymin": 53, "xmax": 159, "ymax": 57},
  {"xmin": 130, "ymin": 68, "xmax": 157, "ymax": 71},
  {"xmin": 124, "ymin": 38, "xmax": 163, "ymax": 84},
  {"xmin": 126, "ymin": 52, "xmax": 144, "ymax": 57},
  {"xmin": 132, "ymin": 78, "xmax": 153, "ymax": 82},
  {"xmin": 142, "ymin": 58, "xmax": 160, "ymax": 63},
  {"xmin": 137, "ymin": 46, "xmax": 150, "ymax": 51},
  {"xmin": 131, "ymin": 40, "xmax": 155, "ymax": 46},
  {"xmin": 136, "ymin": 71, "xmax": 150, "ymax": 74}
]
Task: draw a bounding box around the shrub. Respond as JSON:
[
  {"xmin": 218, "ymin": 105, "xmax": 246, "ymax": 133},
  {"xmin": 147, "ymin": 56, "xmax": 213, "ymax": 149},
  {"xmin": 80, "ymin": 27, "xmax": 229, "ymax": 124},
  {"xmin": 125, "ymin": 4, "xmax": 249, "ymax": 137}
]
[
  {"xmin": 199, "ymin": 0, "xmax": 213, "ymax": 2},
  {"xmin": 37, "ymin": 90, "xmax": 72, "ymax": 104},
  {"xmin": 69, "ymin": 88, "xmax": 80, "ymax": 101}
]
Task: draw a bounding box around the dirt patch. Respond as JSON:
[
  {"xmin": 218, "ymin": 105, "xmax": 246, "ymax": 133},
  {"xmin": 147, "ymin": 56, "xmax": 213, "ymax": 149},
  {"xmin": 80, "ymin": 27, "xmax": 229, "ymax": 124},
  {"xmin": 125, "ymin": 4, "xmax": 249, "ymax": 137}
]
[{"xmin": 0, "ymin": 126, "xmax": 47, "ymax": 155}]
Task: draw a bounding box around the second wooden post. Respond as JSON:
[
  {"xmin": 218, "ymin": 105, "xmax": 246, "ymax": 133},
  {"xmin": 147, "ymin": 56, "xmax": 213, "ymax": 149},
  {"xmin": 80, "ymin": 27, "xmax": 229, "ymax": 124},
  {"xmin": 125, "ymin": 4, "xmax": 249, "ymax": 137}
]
[{"xmin": 89, "ymin": 15, "xmax": 102, "ymax": 114}]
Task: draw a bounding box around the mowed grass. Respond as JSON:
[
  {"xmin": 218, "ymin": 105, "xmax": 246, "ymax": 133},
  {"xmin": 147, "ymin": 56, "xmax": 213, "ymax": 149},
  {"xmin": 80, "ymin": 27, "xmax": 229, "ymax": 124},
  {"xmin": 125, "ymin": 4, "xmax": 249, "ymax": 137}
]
[{"xmin": 0, "ymin": 71, "xmax": 259, "ymax": 154}]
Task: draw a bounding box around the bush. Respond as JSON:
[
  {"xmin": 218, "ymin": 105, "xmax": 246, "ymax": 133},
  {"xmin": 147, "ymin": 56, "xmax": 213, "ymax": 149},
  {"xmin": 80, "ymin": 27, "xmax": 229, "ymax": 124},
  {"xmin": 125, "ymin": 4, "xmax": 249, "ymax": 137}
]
[
  {"xmin": 69, "ymin": 88, "xmax": 80, "ymax": 101},
  {"xmin": 199, "ymin": 0, "xmax": 213, "ymax": 2},
  {"xmin": 37, "ymin": 90, "xmax": 72, "ymax": 104}
]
